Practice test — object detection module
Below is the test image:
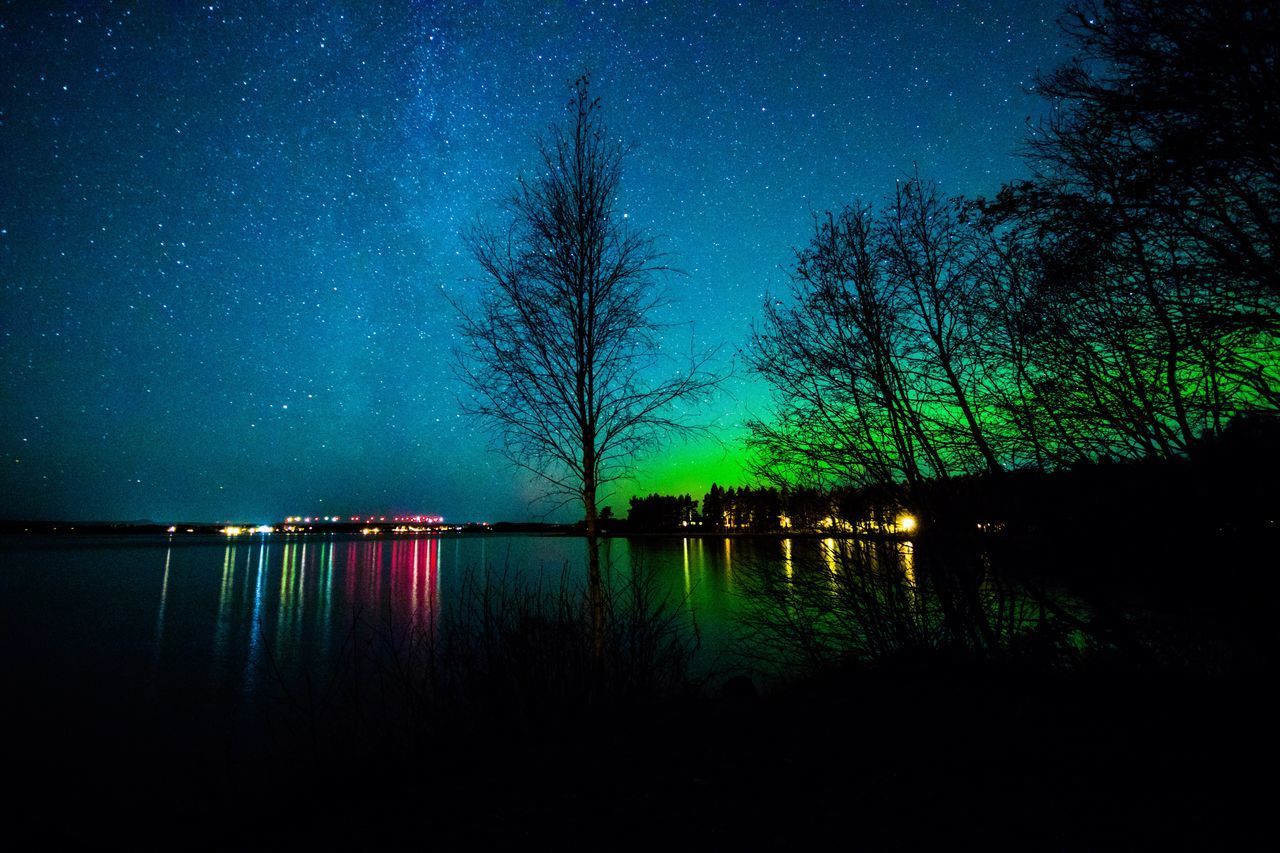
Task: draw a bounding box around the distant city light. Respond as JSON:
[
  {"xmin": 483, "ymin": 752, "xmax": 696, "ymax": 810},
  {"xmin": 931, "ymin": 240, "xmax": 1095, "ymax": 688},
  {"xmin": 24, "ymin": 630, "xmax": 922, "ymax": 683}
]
[{"xmin": 279, "ymin": 512, "xmax": 447, "ymax": 528}]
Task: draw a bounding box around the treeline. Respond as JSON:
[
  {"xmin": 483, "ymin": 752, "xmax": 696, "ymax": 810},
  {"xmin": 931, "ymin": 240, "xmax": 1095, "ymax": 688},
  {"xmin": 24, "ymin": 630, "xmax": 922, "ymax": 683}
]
[
  {"xmin": 625, "ymin": 486, "xmax": 787, "ymax": 533},
  {"xmin": 624, "ymin": 493, "xmax": 698, "ymax": 531},
  {"xmin": 624, "ymin": 483, "xmax": 904, "ymax": 533},
  {"xmin": 748, "ymin": 0, "xmax": 1279, "ymax": 492},
  {"xmin": 623, "ymin": 413, "xmax": 1279, "ymax": 540}
]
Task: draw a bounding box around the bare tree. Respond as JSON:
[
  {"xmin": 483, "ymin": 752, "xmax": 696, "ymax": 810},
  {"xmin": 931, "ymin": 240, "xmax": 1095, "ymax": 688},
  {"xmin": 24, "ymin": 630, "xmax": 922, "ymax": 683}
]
[
  {"xmin": 455, "ymin": 75, "xmax": 719, "ymax": 649},
  {"xmin": 883, "ymin": 177, "xmax": 1004, "ymax": 476},
  {"xmin": 748, "ymin": 203, "xmax": 942, "ymax": 491},
  {"xmin": 748, "ymin": 181, "xmax": 1010, "ymax": 494}
]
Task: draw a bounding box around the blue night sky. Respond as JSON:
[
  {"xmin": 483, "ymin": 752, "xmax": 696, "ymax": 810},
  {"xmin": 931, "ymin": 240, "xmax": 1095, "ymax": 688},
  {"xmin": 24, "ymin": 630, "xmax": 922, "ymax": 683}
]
[{"xmin": 1, "ymin": 1, "xmax": 1064, "ymax": 523}]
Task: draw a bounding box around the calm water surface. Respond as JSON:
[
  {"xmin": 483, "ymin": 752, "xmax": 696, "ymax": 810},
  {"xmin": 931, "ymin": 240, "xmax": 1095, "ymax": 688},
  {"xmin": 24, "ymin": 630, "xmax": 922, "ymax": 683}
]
[
  {"xmin": 0, "ymin": 530, "xmax": 934, "ymax": 839},
  {"xmin": 2, "ymin": 532, "xmax": 821, "ymax": 721}
]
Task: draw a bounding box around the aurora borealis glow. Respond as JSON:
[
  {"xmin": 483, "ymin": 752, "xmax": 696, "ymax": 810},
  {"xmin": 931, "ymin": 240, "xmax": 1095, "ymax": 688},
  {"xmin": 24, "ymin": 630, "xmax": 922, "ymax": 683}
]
[{"xmin": 2, "ymin": 1, "xmax": 1065, "ymax": 522}]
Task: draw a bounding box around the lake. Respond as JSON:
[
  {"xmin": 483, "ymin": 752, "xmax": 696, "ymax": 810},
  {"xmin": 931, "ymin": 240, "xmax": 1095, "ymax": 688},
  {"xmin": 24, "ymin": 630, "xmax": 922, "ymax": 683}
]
[
  {"xmin": 0, "ymin": 531, "xmax": 956, "ymax": 733},
  {"xmin": 4, "ymin": 527, "xmax": 1268, "ymax": 849},
  {"xmin": 1, "ymin": 531, "xmax": 778, "ymax": 706},
  {"xmin": 0, "ymin": 530, "xmax": 1155, "ymax": 844},
  {"xmin": 3, "ymin": 532, "xmax": 871, "ymax": 806},
  {"xmin": 0, "ymin": 533, "xmax": 741, "ymax": 834}
]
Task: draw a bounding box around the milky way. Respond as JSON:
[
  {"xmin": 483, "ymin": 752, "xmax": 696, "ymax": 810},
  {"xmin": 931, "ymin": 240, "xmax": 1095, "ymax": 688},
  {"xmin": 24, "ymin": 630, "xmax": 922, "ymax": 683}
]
[{"xmin": 1, "ymin": 1, "xmax": 1064, "ymax": 522}]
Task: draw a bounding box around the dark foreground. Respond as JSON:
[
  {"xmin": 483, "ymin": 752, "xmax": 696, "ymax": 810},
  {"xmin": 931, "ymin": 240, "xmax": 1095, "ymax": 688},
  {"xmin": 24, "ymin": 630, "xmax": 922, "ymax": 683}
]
[
  {"xmin": 270, "ymin": 672, "xmax": 1269, "ymax": 850},
  {"xmin": 8, "ymin": 653, "xmax": 1274, "ymax": 849}
]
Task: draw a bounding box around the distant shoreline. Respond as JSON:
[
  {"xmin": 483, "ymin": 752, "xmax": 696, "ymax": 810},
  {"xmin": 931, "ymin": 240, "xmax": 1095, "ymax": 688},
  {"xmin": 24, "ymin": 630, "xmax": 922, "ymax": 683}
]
[{"xmin": 0, "ymin": 519, "xmax": 912, "ymax": 542}]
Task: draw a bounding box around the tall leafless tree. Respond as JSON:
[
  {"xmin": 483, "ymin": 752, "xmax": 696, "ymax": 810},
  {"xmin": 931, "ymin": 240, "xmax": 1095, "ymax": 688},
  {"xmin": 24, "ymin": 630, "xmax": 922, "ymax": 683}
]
[{"xmin": 455, "ymin": 75, "xmax": 719, "ymax": 650}]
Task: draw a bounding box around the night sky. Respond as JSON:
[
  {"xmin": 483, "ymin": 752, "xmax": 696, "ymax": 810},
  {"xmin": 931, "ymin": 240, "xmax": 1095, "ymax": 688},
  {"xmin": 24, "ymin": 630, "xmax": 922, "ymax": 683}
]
[{"xmin": 2, "ymin": 1, "xmax": 1064, "ymax": 523}]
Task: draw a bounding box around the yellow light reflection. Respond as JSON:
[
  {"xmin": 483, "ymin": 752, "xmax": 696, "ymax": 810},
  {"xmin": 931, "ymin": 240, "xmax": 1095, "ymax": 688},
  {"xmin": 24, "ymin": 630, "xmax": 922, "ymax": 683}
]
[
  {"xmin": 822, "ymin": 538, "xmax": 838, "ymax": 574},
  {"xmin": 682, "ymin": 537, "xmax": 691, "ymax": 596},
  {"xmin": 278, "ymin": 542, "xmax": 292, "ymax": 608},
  {"xmin": 900, "ymin": 540, "xmax": 916, "ymax": 586},
  {"xmin": 217, "ymin": 542, "xmax": 236, "ymax": 624},
  {"xmin": 212, "ymin": 543, "xmax": 239, "ymax": 682}
]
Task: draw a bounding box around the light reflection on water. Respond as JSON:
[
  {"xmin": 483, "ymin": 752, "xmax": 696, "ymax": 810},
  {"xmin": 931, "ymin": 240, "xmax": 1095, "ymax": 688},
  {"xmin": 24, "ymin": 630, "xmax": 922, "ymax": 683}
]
[
  {"xmin": 149, "ymin": 535, "xmax": 490, "ymax": 709},
  {"xmin": 150, "ymin": 543, "xmax": 172, "ymax": 676},
  {"xmin": 822, "ymin": 537, "xmax": 839, "ymax": 574},
  {"xmin": 4, "ymin": 533, "xmax": 928, "ymax": 720},
  {"xmin": 139, "ymin": 534, "xmax": 794, "ymax": 699}
]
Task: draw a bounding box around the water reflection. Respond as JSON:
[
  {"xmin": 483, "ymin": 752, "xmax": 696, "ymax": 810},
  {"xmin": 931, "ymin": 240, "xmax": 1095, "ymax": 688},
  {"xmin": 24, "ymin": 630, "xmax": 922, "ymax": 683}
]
[
  {"xmin": 390, "ymin": 536, "xmax": 440, "ymax": 639},
  {"xmin": 7, "ymin": 529, "xmax": 1089, "ymax": 749},
  {"xmin": 319, "ymin": 540, "xmax": 334, "ymax": 659},
  {"xmin": 275, "ymin": 541, "xmax": 298, "ymax": 654},
  {"xmin": 900, "ymin": 540, "xmax": 915, "ymax": 585},
  {"xmin": 244, "ymin": 543, "xmax": 268, "ymax": 697},
  {"xmin": 211, "ymin": 543, "xmax": 239, "ymax": 684},
  {"xmin": 822, "ymin": 537, "xmax": 839, "ymax": 574},
  {"xmin": 151, "ymin": 543, "xmax": 172, "ymax": 671},
  {"xmin": 144, "ymin": 533, "xmax": 853, "ymax": 709}
]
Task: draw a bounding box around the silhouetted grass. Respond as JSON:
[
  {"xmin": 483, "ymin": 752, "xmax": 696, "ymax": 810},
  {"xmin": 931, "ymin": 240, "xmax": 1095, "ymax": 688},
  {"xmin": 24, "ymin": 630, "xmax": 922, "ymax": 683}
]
[
  {"xmin": 730, "ymin": 531, "xmax": 1254, "ymax": 681},
  {"xmin": 261, "ymin": 555, "xmax": 704, "ymax": 778}
]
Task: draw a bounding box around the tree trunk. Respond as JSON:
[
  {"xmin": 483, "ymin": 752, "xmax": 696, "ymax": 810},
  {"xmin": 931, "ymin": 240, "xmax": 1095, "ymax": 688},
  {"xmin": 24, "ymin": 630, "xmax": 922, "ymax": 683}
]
[
  {"xmin": 939, "ymin": 353, "xmax": 1003, "ymax": 476},
  {"xmin": 583, "ymin": 457, "xmax": 604, "ymax": 661}
]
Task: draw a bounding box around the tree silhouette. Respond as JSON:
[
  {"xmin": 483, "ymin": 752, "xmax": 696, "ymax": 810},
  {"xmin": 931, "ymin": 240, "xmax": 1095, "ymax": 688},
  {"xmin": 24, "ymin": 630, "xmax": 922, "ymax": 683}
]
[
  {"xmin": 748, "ymin": 203, "xmax": 933, "ymax": 490},
  {"xmin": 1013, "ymin": 0, "xmax": 1280, "ymax": 417},
  {"xmin": 748, "ymin": 179, "xmax": 1007, "ymax": 491},
  {"xmin": 455, "ymin": 75, "xmax": 719, "ymax": 649},
  {"xmin": 883, "ymin": 177, "xmax": 1004, "ymax": 476}
]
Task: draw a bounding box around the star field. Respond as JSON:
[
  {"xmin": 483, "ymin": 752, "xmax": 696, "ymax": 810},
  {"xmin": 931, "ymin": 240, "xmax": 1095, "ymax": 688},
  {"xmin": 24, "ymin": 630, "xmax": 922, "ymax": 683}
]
[{"xmin": 1, "ymin": 1, "xmax": 1064, "ymax": 522}]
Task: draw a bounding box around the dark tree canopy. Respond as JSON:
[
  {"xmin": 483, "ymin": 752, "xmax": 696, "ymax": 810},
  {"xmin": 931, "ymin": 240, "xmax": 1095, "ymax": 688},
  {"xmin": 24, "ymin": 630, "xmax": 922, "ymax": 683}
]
[
  {"xmin": 1030, "ymin": 0, "xmax": 1279, "ymax": 299},
  {"xmin": 749, "ymin": 0, "xmax": 1279, "ymax": 496},
  {"xmin": 1007, "ymin": 0, "xmax": 1280, "ymax": 413}
]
